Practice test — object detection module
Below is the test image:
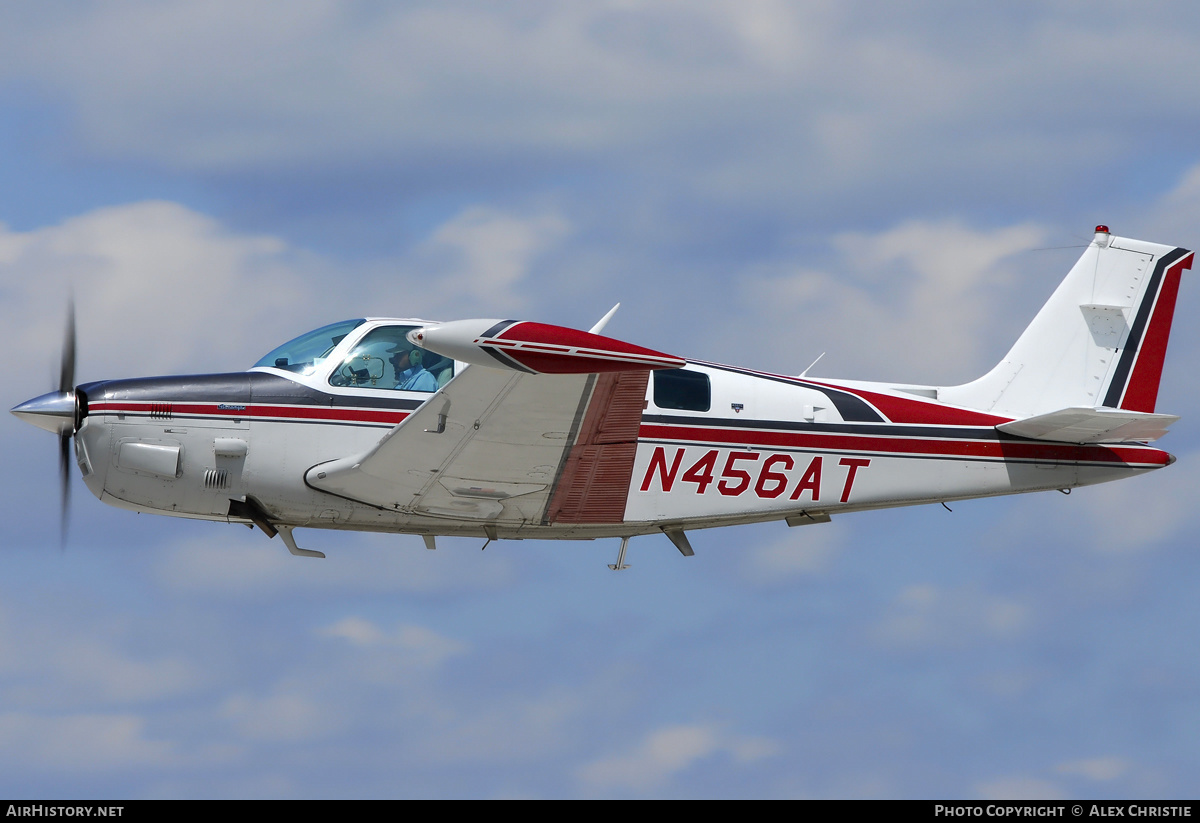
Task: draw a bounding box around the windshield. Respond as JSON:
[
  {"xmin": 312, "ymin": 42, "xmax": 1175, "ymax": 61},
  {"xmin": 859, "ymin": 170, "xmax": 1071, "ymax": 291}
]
[{"xmin": 254, "ymin": 319, "xmax": 366, "ymax": 376}]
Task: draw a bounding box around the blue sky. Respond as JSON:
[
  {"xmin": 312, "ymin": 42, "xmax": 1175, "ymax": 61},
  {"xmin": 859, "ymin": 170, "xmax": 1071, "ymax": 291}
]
[{"xmin": 3, "ymin": 1, "xmax": 1200, "ymax": 798}]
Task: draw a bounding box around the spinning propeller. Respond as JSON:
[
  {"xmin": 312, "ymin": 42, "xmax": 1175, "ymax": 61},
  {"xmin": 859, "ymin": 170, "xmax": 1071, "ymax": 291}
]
[{"xmin": 11, "ymin": 302, "xmax": 79, "ymax": 542}]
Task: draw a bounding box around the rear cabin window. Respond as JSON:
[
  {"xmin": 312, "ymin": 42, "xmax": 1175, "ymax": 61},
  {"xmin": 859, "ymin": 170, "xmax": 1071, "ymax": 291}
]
[{"xmin": 654, "ymin": 368, "xmax": 710, "ymax": 412}]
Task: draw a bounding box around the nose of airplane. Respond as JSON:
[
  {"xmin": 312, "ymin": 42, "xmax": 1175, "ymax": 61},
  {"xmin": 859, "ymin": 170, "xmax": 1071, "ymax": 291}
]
[
  {"xmin": 11, "ymin": 390, "xmax": 77, "ymax": 435},
  {"xmin": 12, "ymin": 388, "xmax": 80, "ymax": 542},
  {"xmin": 17, "ymin": 301, "xmax": 81, "ymax": 542}
]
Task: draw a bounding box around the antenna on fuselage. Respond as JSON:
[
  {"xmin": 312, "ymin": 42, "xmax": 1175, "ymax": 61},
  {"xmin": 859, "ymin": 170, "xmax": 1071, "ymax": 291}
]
[{"xmin": 799, "ymin": 352, "xmax": 825, "ymax": 378}]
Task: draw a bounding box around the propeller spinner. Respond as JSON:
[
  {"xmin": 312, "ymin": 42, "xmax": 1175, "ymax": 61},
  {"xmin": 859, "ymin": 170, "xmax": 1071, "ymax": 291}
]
[{"xmin": 10, "ymin": 302, "xmax": 78, "ymax": 538}]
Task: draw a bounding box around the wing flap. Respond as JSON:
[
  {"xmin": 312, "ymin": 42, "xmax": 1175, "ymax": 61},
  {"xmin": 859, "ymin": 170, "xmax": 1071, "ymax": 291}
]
[{"xmin": 996, "ymin": 406, "xmax": 1179, "ymax": 443}]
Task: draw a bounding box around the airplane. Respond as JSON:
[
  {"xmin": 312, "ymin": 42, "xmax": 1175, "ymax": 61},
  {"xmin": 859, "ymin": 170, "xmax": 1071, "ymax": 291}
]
[{"xmin": 10, "ymin": 226, "xmax": 1193, "ymax": 568}]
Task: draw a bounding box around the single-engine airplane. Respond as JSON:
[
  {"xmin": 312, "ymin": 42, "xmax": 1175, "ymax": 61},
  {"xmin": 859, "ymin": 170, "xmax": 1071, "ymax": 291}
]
[{"xmin": 11, "ymin": 227, "xmax": 1192, "ymax": 568}]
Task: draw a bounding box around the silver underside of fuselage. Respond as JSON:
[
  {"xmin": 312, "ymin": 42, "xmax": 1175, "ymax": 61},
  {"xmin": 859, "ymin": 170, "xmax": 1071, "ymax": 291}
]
[{"xmin": 75, "ymin": 411, "xmax": 1154, "ymax": 542}]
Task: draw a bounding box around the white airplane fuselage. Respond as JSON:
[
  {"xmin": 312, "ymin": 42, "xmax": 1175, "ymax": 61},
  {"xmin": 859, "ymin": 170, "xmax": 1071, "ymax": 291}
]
[{"xmin": 70, "ymin": 353, "xmax": 1168, "ymax": 542}]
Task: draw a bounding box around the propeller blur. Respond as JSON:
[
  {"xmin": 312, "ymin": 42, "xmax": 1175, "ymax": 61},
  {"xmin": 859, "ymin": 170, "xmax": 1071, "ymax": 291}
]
[{"xmin": 12, "ymin": 301, "xmax": 78, "ymax": 541}]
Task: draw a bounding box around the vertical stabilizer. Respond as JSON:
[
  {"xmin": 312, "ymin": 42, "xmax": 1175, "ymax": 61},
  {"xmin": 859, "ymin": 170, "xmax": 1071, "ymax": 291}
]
[{"xmin": 940, "ymin": 228, "xmax": 1192, "ymax": 419}]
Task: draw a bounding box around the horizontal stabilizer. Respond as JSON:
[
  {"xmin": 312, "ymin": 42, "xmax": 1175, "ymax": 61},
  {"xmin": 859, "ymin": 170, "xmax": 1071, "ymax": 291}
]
[{"xmin": 997, "ymin": 407, "xmax": 1179, "ymax": 443}]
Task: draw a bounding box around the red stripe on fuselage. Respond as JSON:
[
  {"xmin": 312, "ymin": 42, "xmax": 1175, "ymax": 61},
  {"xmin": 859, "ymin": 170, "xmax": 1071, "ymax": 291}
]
[
  {"xmin": 638, "ymin": 423, "xmax": 1169, "ymax": 467},
  {"xmin": 693, "ymin": 361, "xmax": 1011, "ymax": 426},
  {"xmin": 798, "ymin": 380, "xmax": 1010, "ymax": 426}
]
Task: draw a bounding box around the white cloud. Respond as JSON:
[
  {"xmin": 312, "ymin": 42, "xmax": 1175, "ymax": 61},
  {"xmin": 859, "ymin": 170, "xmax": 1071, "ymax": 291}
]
[
  {"xmin": 218, "ymin": 691, "xmax": 336, "ymax": 744},
  {"xmin": 318, "ymin": 616, "xmax": 386, "ymax": 646},
  {"xmin": 741, "ymin": 220, "xmax": 1047, "ymax": 382},
  {"xmin": 155, "ymin": 530, "xmax": 517, "ymax": 596},
  {"xmin": 0, "ymin": 201, "xmax": 318, "ymax": 380},
  {"xmin": 4, "ymin": 0, "xmax": 1200, "ymax": 213},
  {"xmin": 0, "ymin": 602, "xmax": 200, "ymax": 708},
  {"xmin": 1056, "ymin": 756, "xmax": 1129, "ymax": 782},
  {"xmin": 1, "ymin": 2, "xmax": 756, "ymax": 168},
  {"xmin": 577, "ymin": 723, "xmax": 780, "ymax": 793},
  {"xmin": 414, "ymin": 206, "xmax": 572, "ymax": 315},
  {"xmin": 872, "ymin": 584, "xmax": 1031, "ymax": 650},
  {"xmin": 741, "ymin": 524, "xmax": 843, "ymax": 583},
  {"xmin": 0, "ymin": 199, "xmax": 573, "ymax": 392},
  {"xmin": 578, "ymin": 724, "xmax": 719, "ymax": 792},
  {"xmin": 319, "ymin": 617, "xmax": 468, "ymax": 668},
  {"xmin": 0, "ymin": 712, "xmax": 173, "ymax": 771},
  {"xmin": 975, "ymin": 776, "xmax": 1066, "ymax": 800},
  {"xmin": 418, "ymin": 690, "xmax": 584, "ymax": 766},
  {"xmin": 33, "ymin": 642, "xmax": 196, "ymax": 706},
  {"xmin": 1142, "ymin": 160, "xmax": 1200, "ymax": 251}
]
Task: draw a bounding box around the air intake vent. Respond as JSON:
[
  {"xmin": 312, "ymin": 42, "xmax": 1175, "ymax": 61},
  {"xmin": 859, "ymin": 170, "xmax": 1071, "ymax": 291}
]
[
  {"xmin": 150, "ymin": 403, "xmax": 173, "ymax": 420},
  {"xmin": 203, "ymin": 468, "xmax": 229, "ymax": 490}
]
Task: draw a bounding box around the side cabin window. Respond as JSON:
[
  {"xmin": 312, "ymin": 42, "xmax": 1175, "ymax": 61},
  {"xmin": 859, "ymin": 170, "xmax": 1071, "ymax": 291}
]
[
  {"xmin": 328, "ymin": 325, "xmax": 454, "ymax": 392},
  {"xmin": 653, "ymin": 368, "xmax": 710, "ymax": 412}
]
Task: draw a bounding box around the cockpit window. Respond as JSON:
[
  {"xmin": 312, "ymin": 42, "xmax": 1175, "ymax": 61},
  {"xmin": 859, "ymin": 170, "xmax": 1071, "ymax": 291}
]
[
  {"xmin": 254, "ymin": 319, "xmax": 366, "ymax": 376},
  {"xmin": 328, "ymin": 325, "xmax": 454, "ymax": 392}
]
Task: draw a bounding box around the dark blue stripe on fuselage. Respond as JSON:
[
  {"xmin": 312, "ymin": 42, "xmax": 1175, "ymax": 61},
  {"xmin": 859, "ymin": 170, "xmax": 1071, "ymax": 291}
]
[
  {"xmin": 688, "ymin": 361, "xmax": 886, "ymax": 423},
  {"xmin": 79, "ymin": 372, "xmax": 424, "ymax": 411}
]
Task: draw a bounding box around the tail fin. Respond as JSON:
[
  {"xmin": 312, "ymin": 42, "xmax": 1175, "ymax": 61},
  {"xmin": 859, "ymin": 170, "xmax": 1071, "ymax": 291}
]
[{"xmin": 940, "ymin": 227, "xmax": 1193, "ymax": 419}]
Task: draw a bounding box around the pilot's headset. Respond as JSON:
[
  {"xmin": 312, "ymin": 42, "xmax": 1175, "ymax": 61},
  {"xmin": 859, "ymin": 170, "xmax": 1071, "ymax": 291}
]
[{"xmin": 388, "ymin": 341, "xmax": 422, "ymax": 370}]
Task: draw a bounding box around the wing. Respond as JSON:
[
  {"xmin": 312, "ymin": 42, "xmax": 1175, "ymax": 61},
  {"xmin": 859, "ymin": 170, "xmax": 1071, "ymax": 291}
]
[{"xmin": 306, "ymin": 319, "xmax": 682, "ymax": 527}]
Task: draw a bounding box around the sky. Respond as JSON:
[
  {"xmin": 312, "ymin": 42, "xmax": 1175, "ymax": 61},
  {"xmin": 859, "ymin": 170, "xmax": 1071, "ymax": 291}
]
[{"xmin": 2, "ymin": 0, "xmax": 1200, "ymax": 799}]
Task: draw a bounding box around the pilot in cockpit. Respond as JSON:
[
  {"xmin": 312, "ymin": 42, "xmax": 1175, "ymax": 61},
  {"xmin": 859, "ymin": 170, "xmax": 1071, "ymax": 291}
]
[{"xmin": 389, "ymin": 342, "xmax": 438, "ymax": 392}]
